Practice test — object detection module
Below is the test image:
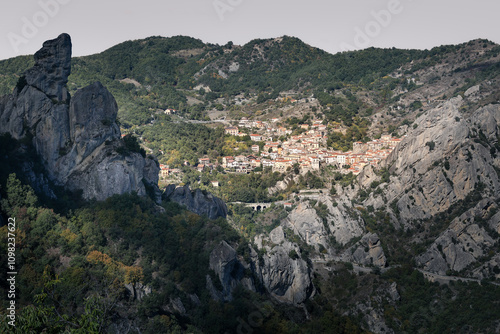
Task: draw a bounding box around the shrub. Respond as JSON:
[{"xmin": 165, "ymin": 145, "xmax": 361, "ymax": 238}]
[
  {"xmin": 120, "ymin": 134, "xmax": 146, "ymax": 157},
  {"xmin": 425, "ymin": 141, "xmax": 435, "ymax": 151}
]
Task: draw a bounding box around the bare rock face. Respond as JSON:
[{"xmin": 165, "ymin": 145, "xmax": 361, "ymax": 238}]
[
  {"xmin": 208, "ymin": 241, "xmax": 254, "ymax": 301},
  {"xmin": 163, "ymin": 185, "xmax": 227, "ymax": 219},
  {"xmin": 285, "ymin": 202, "xmax": 329, "ymax": 250},
  {"xmin": 285, "ymin": 195, "xmax": 364, "ymax": 250},
  {"xmin": 416, "ymin": 199, "xmax": 498, "ymax": 276},
  {"xmin": 369, "ymin": 98, "xmax": 500, "ymax": 228},
  {"xmin": 24, "ymin": 33, "xmax": 71, "ymax": 102},
  {"xmin": 253, "ymin": 226, "xmax": 314, "ymax": 304},
  {"xmin": 340, "ymin": 233, "xmax": 387, "ymax": 268},
  {"xmin": 322, "ymin": 194, "xmax": 365, "ymax": 245},
  {"xmin": 362, "ymin": 96, "xmax": 500, "ymax": 279},
  {"xmin": 69, "ymin": 82, "xmax": 120, "ymax": 162},
  {"xmin": 0, "ymin": 34, "xmax": 160, "ymax": 202}
]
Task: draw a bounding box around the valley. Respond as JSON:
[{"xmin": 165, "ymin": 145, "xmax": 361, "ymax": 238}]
[{"xmin": 0, "ymin": 34, "xmax": 499, "ymax": 333}]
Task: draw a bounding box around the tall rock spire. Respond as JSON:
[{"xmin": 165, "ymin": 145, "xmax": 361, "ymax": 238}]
[
  {"xmin": 24, "ymin": 33, "xmax": 72, "ymax": 102},
  {"xmin": 0, "ymin": 34, "xmax": 160, "ymax": 202}
]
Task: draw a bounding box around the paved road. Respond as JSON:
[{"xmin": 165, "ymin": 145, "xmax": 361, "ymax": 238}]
[
  {"xmin": 417, "ymin": 269, "xmax": 500, "ymax": 286},
  {"xmin": 179, "ymin": 119, "xmax": 231, "ymax": 125},
  {"xmin": 311, "ymin": 257, "xmax": 499, "ymax": 286}
]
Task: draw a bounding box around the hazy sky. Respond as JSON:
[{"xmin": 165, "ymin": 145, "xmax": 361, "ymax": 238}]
[{"xmin": 1, "ymin": 0, "xmax": 499, "ymax": 60}]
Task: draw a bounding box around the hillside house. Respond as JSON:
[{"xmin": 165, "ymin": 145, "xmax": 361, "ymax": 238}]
[
  {"xmin": 310, "ymin": 156, "xmax": 320, "ymax": 170},
  {"xmin": 324, "ymin": 155, "xmax": 337, "ymax": 164},
  {"xmin": 250, "ymin": 134, "xmax": 262, "ymax": 141},
  {"xmin": 273, "ymin": 159, "xmax": 292, "ymax": 172},
  {"xmin": 225, "ymin": 127, "xmax": 239, "ymax": 136},
  {"xmin": 199, "ymin": 157, "xmax": 210, "ymax": 165},
  {"xmin": 222, "ymin": 156, "xmax": 233, "ymax": 167},
  {"xmin": 235, "ymin": 155, "xmax": 247, "ymax": 162}
]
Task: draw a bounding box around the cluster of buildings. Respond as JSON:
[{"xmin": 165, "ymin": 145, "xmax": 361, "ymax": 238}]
[
  {"xmin": 158, "ymin": 120, "xmax": 402, "ymax": 180},
  {"xmin": 222, "ymin": 122, "xmax": 401, "ymax": 175}
]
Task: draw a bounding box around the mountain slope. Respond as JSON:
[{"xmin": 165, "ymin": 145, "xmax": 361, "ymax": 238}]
[
  {"xmin": 0, "ymin": 35, "xmax": 476, "ymax": 127},
  {"xmin": 1, "ymin": 34, "xmax": 500, "ymax": 333}
]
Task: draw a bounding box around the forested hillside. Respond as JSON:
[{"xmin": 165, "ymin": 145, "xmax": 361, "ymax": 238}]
[{"xmin": 1, "ymin": 34, "xmax": 500, "ymax": 333}]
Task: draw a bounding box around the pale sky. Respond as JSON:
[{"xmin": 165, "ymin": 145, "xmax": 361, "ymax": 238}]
[{"xmin": 1, "ymin": 0, "xmax": 499, "ymax": 60}]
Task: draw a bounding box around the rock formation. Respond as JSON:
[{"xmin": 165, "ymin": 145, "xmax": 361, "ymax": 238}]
[
  {"xmin": 372, "ymin": 97, "xmax": 500, "ymax": 224},
  {"xmin": 163, "ymin": 184, "xmax": 227, "ymax": 219},
  {"xmin": 207, "ymin": 241, "xmax": 255, "ymax": 301},
  {"xmin": 416, "ymin": 198, "xmax": 498, "ymax": 276},
  {"xmin": 253, "ymin": 226, "xmax": 315, "ymax": 304},
  {"xmin": 357, "ymin": 96, "xmax": 500, "ymax": 279},
  {"xmin": 0, "ymin": 34, "xmax": 159, "ymax": 201},
  {"xmin": 340, "ymin": 232, "xmax": 387, "ymax": 267},
  {"xmin": 24, "ymin": 33, "xmax": 72, "ymax": 103}
]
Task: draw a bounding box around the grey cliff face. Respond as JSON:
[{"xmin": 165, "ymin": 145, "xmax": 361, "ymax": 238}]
[
  {"xmin": 285, "ymin": 202, "xmax": 329, "ymax": 250},
  {"xmin": 357, "ymin": 95, "xmax": 500, "ymax": 279},
  {"xmin": 208, "ymin": 241, "xmax": 255, "ymax": 301},
  {"xmin": 24, "ymin": 33, "xmax": 71, "ymax": 102},
  {"xmin": 163, "ymin": 185, "xmax": 228, "ymax": 219},
  {"xmin": 416, "ymin": 199, "xmax": 498, "ymax": 276},
  {"xmin": 253, "ymin": 226, "xmax": 314, "ymax": 304},
  {"xmin": 69, "ymin": 81, "xmax": 120, "ymax": 162},
  {"xmin": 376, "ymin": 98, "xmax": 500, "ymax": 224},
  {"xmin": 0, "ymin": 34, "xmax": 160, "ymax": 202},
  {"xmin": 340, "ymin": 233, "xmax": 387, "ymax": 267}
]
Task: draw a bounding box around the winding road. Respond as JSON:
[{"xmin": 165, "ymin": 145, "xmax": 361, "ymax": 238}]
[{"xmin": 311, "ymin": 257, "xmax": 500, "ymax": 286}]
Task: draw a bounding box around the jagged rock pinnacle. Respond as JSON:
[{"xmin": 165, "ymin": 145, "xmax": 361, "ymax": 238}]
[
  {"xmin": 24, "ymin": 33, "xmax": 71, "ymax": 102},
  {"xmin": 0, "ymin": 34, "xmax": 160, "ymax": 202}
]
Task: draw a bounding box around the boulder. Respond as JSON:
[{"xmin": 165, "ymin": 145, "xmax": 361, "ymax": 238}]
[{"xmin": 341, "ymin": 232, "xmax": 387, "ymax": 268}]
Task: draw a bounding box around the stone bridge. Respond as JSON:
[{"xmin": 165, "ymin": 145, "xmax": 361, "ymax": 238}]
[{"xmin": 229, "ymin": 202, "xmax": 273, "ymax": 211}]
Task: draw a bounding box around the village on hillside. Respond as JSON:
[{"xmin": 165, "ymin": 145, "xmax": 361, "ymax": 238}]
[{"xmin": 158, "ymin": 118, "xmax": 402, "ymax": 180}]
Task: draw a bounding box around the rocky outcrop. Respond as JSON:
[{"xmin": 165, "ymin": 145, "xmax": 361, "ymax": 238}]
[
  {"xmin": 163, "ymin": 185, "xmax": 227, "ymax": 219},
  {"xmin": 360, "ymin": 98, "xmax": 500, "ymax": 227},
  {"xmin": 359, "ymin": 96, "xmax": 500, "ymax": 278},
  {"xmin": 24, "ymin": 33, "xmax": 71, "ymax": 102},
  {"xmin": 285, "ymin": 202, "xmax": 329, "ymax": 250},
  {"xmin": 340, "ymin": 233, "xmax": 387, "ymax": 268},
  {"xmin": 0, "ymin": 34, "xmax": 160, "ymax": 202},
  {"xmin": 321, "ymin": 194, "xmax": 365, "ymax": 245},
  {"xmin": 284, "ymin": 195, "xmax": 364, "ymax": 250},
  {"xmin": 124, "ymin": 282, "xmax": 151, "ymax": 301},
  {"xmin": 208, "ymin": 241, "xmax": 255, "ymax": 301},
  {"xmin": 416, "ymin": 199, "xmax": 498, "ymax": 276},
  {"xmin": 253, "ymin": 226, "xmax": 314, "ymax": 304}
]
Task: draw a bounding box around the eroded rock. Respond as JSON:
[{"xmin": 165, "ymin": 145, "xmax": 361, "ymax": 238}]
[
  {"xmin": 164, "ymin": 185, "xmax": 227, "ymax": 219},
  {"xmin": 0, "ymin": 34, "xmax": 160, "ymax": 202}
]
